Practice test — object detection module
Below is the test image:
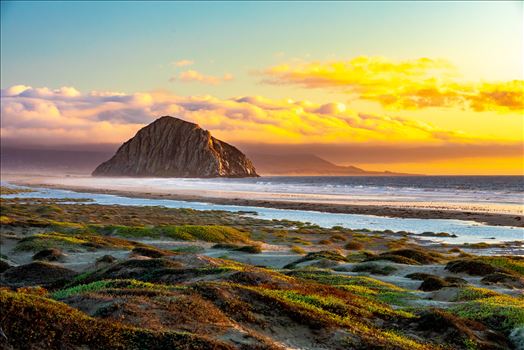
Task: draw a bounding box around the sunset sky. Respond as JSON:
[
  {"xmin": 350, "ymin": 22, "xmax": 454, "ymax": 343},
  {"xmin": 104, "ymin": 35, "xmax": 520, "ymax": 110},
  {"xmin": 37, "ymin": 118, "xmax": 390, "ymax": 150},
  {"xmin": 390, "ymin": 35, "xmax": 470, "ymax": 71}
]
[{"xmin": 1, "ymin": 1, "xmax": 523, "ymax": 174}]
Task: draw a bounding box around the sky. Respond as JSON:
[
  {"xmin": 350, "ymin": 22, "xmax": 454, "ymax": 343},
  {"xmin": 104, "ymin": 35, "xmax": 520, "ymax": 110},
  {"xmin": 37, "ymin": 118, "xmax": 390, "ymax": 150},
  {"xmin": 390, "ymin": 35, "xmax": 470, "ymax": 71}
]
[{"xmin": 1, "ymin": 1, "xmax": 523, "ymax": 175}]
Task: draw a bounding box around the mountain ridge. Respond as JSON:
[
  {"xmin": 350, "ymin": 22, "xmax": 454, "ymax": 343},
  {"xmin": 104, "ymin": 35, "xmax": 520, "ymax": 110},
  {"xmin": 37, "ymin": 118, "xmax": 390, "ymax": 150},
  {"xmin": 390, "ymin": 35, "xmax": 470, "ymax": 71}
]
[{"xmin": 248, "ymin": 153, "xmax": 414, "ymax": 176}]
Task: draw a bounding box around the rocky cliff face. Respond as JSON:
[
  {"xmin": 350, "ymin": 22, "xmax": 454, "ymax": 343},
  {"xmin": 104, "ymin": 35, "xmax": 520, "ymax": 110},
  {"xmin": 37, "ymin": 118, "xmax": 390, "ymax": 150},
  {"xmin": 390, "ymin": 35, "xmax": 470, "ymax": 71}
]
[{"xmin": 92, "ymin": 116, "xmax": 258, "ymax": 178}]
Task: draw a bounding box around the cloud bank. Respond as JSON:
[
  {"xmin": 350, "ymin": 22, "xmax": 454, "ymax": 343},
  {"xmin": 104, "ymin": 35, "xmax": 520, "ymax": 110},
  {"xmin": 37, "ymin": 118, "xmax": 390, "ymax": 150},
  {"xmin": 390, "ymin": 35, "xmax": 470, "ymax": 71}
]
[
  {"xmin": 262, "ymin": 56, "xmax": 524, "ymax": 113},
  {"xmin": 1, "ymin": 84, "xmax": 478, "ymax": 146}
]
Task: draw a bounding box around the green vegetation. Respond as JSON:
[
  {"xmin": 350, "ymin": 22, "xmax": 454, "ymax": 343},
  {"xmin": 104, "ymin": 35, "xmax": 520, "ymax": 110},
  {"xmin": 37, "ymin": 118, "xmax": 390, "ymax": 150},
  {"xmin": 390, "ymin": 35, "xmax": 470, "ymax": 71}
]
[
  {"xmin": 15, "ymin": 232, "xmax": 136, "ymax": 252},
  {"xmin": 446, "ymin": 256, "xmax": 524, "ymax": 277},
  {"xmin": 158, "ymin": 225, "xmax": 250, "ymax": 243},
  {"xmin": 236, "ymin": 285, "xmax": 430, "ymax": 349},
  {"xmin": 1, "ymin": 194, "xmax": 519, "ymax": 350},
  {"xmin": 367, "ymin": 248, "xmax": 441, "ymax": 265},
  {"xmin": 52, "ymin": 279, "xmax": 170, "ymax": 299},
  {"xmin": 233, "ymin": 245, "xmax": 262, "ymax": 254},
  {"xmin": 290, "ymin": 245, "xmax": 306, "ymax": 254},
  {"xmin": 476, "ymin": 256, "xmax": 524, "ymax": 276},
  {"xmin": 344, "ymin": 241, "xmax": 364, "ymax": 250},
  {"xmin": 16, "ymin": 233, "xmax": 90, "ymax": 251},
  {"xmin": 452, "ymin": 287, "xmax": 501, "ymax": 302},
  {"xmin": 450, "ymin": 294, "xmax": 524, "ymax": 333},
  {"xmin": 0, "ymin": 289, "xmax": 231, "ymax": 349},
  {"xmin": 0, "ymin": 215, "xmax": 14, "ymax": 224},
  {"xmin": 0, "ymin": 186, "xmax": 34, "ymax": 195}
]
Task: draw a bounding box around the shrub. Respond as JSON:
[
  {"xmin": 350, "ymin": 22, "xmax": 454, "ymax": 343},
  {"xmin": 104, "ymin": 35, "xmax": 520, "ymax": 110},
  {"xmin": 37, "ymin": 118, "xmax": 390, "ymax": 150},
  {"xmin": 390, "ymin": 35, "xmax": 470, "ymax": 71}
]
[
  {"xmin": 446, "ymin": 259, "xmax": 499, "ymax": 276},
  {"xmin": 234, "ymin": 245, "xmax": 262, "ymax": 254},
  {"xmin": 318, "ymin": 239, "xmax": 332, "ymax": 245},
  {"xmin": 330, "ymin": 234, "xmax": 346, "ymax": 242},
  {"xmin": 290, "ymin": 246, "xmax": 306, "ymax": 254},
  {"xmin": 211, "ymin": 243, "xmax": 241, "ymax": 249},
  {"xmin": 419, "ymin": 276, "xmax": 448, "ymax": 291},
  {"xmin": 345, "ymin": 241, "xmax": 364, "ymax": 250}
]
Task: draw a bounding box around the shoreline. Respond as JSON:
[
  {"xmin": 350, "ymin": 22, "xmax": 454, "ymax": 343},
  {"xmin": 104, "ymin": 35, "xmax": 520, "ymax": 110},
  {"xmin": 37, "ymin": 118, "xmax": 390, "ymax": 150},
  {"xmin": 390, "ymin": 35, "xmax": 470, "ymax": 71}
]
[{"xmin": 9, "ymin": 181, "xmax": 524, "ymax": 228}]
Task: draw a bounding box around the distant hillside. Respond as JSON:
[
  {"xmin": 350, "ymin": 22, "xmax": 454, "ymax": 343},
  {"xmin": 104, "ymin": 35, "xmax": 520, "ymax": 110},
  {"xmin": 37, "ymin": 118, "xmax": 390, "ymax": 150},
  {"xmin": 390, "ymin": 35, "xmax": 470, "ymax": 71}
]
[
  {"xmin": 1, "ymin": 147, "xmax": 114, "ymax": 174},
  {"xmin": 1, "ymin": 146, "xmax": 412, "ymax": 176},
  {"xmin": 249, "ymin": 153, "xmax": 410, "ymax": 176}
]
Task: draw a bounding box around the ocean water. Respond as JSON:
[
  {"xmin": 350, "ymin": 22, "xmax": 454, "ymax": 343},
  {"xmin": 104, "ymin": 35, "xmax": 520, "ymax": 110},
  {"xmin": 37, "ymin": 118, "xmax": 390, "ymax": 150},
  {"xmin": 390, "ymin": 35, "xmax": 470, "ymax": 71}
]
[{"xmin": 2, "ymin": 184, "xmax": 523, "ymax": 249}]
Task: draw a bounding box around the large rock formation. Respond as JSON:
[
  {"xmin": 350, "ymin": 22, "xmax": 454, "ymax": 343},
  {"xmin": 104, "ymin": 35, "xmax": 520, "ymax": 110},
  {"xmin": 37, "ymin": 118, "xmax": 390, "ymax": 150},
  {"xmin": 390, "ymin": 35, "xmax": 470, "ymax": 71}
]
[{"xmin": 92, "ymin": 116, "xmax": 258, "ymax": 178}]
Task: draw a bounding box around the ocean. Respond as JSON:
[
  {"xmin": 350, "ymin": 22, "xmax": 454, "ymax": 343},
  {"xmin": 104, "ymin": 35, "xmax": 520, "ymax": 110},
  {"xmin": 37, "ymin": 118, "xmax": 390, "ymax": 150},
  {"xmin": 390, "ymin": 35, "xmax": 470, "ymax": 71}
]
[
  {"xmin": 163, "ymin": 175, "xmax": 524, "ymax": 204},
  {"xmin": 34, "ymin": 175, "xmax": 523, "ymax": 214}
]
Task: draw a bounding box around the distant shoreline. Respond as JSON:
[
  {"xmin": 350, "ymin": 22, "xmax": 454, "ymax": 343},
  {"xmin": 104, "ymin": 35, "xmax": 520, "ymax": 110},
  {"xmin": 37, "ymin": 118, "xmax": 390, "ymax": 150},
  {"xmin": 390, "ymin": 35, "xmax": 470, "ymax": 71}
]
[{"xmin": 7, "ymin": 179, "xmax": 524, "ymax": 228}]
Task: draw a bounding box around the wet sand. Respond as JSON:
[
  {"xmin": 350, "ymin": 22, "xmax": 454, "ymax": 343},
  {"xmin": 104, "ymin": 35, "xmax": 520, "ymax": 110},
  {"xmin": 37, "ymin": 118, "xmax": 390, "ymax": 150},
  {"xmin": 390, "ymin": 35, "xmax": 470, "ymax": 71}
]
[{"xmin": 8, "ymin": 180, "xmax": 524, "ymax": 228}]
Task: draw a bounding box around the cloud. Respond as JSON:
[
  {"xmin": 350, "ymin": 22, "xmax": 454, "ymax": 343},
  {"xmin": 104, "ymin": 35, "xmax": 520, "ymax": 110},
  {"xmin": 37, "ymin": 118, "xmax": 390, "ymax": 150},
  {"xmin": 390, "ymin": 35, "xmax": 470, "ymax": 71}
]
[
  {"xmin": 171, "ymin": 59, "xmax": 194, "ymax": 67},
  {"xmin": 262, "ymin": 56, "xmax": 524, "ymax": 113},
  {"xmin": 170, "ymin": 70, "xmax": 234, "ymax": 85},
  {"xmin": 0, "ymin": 84, "xmax": 501, "ymax": 147}
]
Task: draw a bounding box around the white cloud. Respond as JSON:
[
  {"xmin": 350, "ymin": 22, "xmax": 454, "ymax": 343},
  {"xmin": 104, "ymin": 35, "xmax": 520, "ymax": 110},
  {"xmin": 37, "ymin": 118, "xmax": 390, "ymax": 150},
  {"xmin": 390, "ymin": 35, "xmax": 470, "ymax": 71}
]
[{"xmin": 0, "ymin": 84, "xmax": 473, "ymax": 146}]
